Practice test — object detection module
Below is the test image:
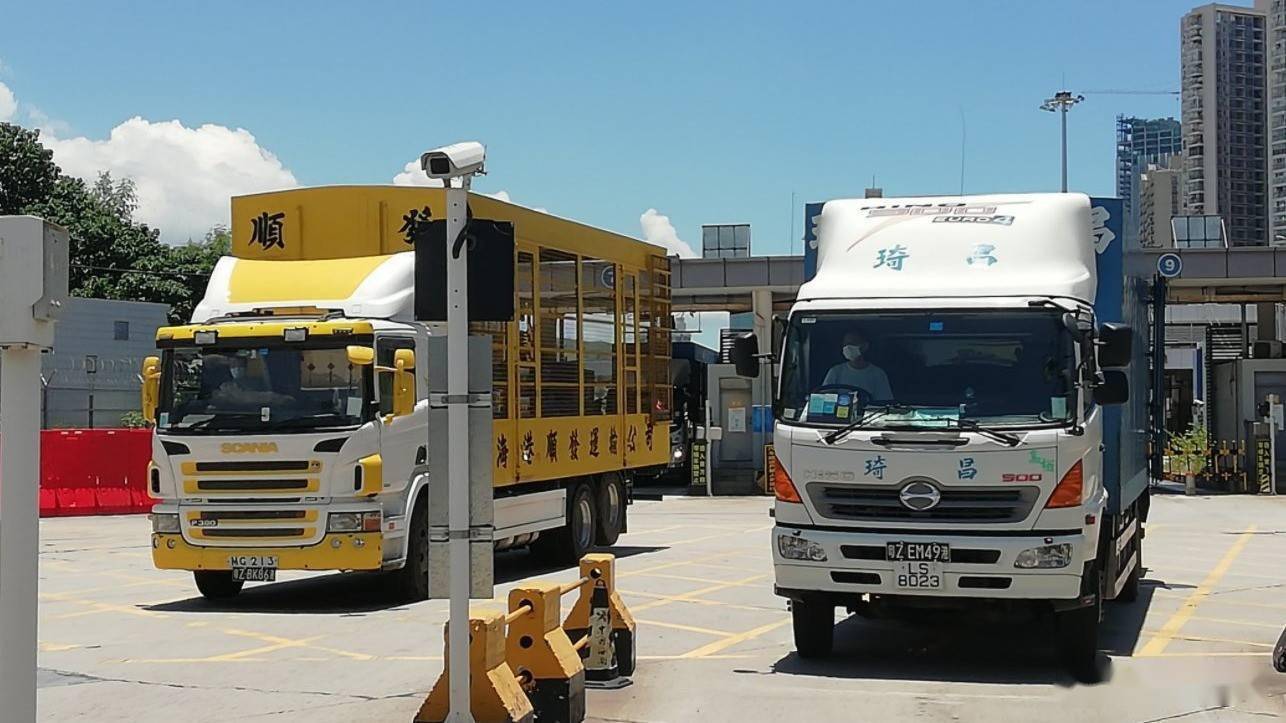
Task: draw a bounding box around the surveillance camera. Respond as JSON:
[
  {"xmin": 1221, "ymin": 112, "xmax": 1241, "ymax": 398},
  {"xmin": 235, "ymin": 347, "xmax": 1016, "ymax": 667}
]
[{"xmin": 420, "ymin": 141, "xmax": 487, "ymax": 180}]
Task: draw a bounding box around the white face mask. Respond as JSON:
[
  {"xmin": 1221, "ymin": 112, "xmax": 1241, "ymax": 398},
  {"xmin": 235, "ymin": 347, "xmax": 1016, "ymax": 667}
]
[{"xmin": 842, "ymin": 344, "xmax": 864, "ymax": 361}]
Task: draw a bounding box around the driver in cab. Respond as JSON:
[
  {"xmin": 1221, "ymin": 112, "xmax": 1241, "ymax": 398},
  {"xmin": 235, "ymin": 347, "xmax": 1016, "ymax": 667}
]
[{"xmin": 822, "ymin": 330, "xmax": 893, "ymax": 402}]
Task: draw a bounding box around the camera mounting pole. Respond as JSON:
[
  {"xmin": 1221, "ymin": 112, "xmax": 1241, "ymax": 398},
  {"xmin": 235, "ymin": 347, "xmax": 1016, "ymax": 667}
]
[{"xmin": 420, "ymin": 141, "xmax": 487, "ymax": 723}]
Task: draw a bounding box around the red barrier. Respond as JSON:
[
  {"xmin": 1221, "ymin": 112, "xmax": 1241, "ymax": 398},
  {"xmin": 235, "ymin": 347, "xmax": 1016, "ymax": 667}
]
[{"xmin": 33, "ymin": 429, "xmax": 154, "ymax": 517}]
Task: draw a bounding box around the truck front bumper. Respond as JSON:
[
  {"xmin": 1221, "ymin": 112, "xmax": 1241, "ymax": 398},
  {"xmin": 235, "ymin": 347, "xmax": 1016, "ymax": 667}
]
[
  {"xmin": 773, "ymin": 524, "xmax": 1088, "ymax": 602},
  {"xmin": 152, "ymin": 532, "xmax": 383, "ymax": 572}
]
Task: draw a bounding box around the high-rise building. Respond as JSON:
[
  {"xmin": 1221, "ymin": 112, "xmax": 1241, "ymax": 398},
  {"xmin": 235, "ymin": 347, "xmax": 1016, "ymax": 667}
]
[
  {"xmin": 1255, "ymin": 0, "xmax": 1286, "ymax": 242},
  {"xmin": 1181, "ymin": 3, "xmax": 1269, "ymax": 246},
  {"xmin": 1139, "ymin": 156, "xmax": 1184, "ymax": 247},
  {"xmin": 1117, "ymin": 116, "xmax": 1183, "ymax": 243}
]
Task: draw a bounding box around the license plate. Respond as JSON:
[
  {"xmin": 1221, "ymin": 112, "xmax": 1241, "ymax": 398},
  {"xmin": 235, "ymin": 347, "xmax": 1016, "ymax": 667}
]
[
  {"xmin": 887, "ymin": 542, "xmax": 948, "ymax": 590},
  {"xmin": 229, "ymin": 554, "xmax": 277, "ymax": 582}
]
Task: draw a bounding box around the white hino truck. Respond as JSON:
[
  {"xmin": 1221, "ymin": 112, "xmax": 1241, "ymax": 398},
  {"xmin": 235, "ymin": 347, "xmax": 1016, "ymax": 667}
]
[{"xmin": 733, "ymin": 193, "xmax": 1148, "ymax": 680}]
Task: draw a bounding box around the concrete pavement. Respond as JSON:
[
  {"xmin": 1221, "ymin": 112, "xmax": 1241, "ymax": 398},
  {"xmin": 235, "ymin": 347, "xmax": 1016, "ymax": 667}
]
[{"xmin": 34, "ymin": 492, "xmax": 1286, "ymax": 722}]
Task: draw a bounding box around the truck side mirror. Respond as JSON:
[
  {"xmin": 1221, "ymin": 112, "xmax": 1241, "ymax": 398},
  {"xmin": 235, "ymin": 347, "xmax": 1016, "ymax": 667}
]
[
  {"xmin": 392, "ymin": 348, "xmax": 417, "ymax": 417},
  {"xmin": 140, "ymin": 355, "xmax": 161, "ymax": 424},
  {"xmin": 1097, "ymin": 323, "xmax": 1132, "ymax": 368},
  {"xmin": 1094, "ymin": 369, "xmax": 1129, "ymax": 406},
  {"xmin": 731, "ymin": 333, "xmax": 759, "ymax": 378},
  {"xmin": 347, "ymin": 345, "xmax": 375, "ymax": 366}
]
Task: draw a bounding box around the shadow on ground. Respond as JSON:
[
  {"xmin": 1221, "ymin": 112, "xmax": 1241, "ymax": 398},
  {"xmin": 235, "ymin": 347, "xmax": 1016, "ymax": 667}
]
[
  {"xmin": 762, "ymin": 574, "xmax": 1166, "ymax": 688},
  {"xmin": 143, "ymin": 544, "xmax": 666, "ymax": 615}
]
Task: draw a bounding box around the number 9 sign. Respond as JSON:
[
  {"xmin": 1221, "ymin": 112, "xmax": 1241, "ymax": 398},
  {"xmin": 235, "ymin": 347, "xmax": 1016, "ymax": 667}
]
[{"xmin": 1157, "ymin": 252, "xmax": 1182, "ymax": 279}]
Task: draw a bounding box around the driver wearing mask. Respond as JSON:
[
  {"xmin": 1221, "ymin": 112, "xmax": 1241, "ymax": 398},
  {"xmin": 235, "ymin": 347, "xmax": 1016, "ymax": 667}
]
[{"xmin": 822, "ymin": 330, "xmax": 893, "ymax": 401}]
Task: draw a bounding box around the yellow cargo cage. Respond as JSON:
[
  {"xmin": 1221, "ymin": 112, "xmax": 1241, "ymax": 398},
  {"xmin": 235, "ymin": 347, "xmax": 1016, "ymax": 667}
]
[{"xmin": 223, "ymin": 186, "xmax": 673, "ymax": 486}]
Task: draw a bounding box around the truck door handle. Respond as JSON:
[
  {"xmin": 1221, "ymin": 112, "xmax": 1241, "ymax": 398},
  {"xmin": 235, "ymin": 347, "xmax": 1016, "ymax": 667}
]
[{"xmin": 416, "ymin": 446, "xmax": 427, "ymax": 465}]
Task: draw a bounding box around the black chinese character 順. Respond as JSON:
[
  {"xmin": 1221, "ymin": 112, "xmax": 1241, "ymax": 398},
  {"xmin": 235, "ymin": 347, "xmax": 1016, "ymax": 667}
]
[{"xmin": 250, "ymin": 211, "xmax": 286, "ymax": 250}]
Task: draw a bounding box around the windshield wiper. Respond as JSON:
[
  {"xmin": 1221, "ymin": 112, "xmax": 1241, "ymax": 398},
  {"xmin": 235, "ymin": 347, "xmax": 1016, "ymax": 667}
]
[
  {"xmin": 175, "ymin": 412, "xmax": 263, "ymax": 432},
  {"xmin": 822, "ymin": 404, "xmax": 912, "ymax": 445},
  {"xmin": 950, "ymin": 418, "xmax": 1022, "ymax": 447},
  {"xmin": 260, "ymin": 412, "xmax": 358, "ymax": 431}
]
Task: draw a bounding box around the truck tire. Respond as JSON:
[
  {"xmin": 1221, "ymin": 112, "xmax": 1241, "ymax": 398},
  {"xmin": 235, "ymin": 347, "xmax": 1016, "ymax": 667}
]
[
  {"xmin": 194, "ymin": 571, "xmax": 244, "ymax": 600},
  {"xmin": 397, "ymin": 496, "xmax": 430, "ymax": 600},
  {"xmin": 595, "ymin": 473, "xmax": 627, "ymax": 547},
  {"xmin": 1057, "ymin": 566, "xmax": 1103, "ymax": 683},
  {"xmin": 535, "ymin": 481, "xmax": 597, "ymax": 565},
  {"xmin": 791, "ymin": 598, "xmax": 834, "ymax": 659}
]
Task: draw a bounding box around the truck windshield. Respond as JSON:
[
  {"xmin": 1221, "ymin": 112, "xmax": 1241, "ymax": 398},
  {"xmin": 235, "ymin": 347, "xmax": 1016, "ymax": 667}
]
[
  {"xmin": 778, "ymin": 310, "xmax": 1076, "ymax": 429},
  {"xmin": 158, "ymin": 345, "xmax": 369, "ymax": 433}
]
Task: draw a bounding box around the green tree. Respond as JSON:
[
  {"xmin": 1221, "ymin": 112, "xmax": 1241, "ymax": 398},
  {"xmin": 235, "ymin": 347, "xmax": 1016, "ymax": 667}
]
[
  {"xmin": 0, "ymin": 123, "xmax": 59, "ymax": 214},
  {"xmin": 3, "ymin": 123, "xmax": 229, "ymax": 322}
]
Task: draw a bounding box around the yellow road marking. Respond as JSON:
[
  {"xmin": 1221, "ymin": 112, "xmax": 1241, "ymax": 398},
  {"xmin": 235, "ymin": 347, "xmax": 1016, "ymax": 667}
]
[
  {"xmin": 40, "ymin": 592, "xmax": 168, "ymax": 620},
  {"xmin": 633, "ymin": 618, "xmax": 734, "ymax": 637},
  {"xmin": 1138, "ymin": 525, "xmax": 1257, "ymax": 657},
  {"xmin": 1139, "ymin": 630, "xmax": 1274, "ymax": 649},
  {"xmin": 657, "ymin": 524, "xmax": 774, "ymax": 548},
  {"xmin": 638, "ymin": 654, "xmax": 751, "ymax": 660},
  {"xmin": 39, "ymin": 641, "xmax": 83, "ymax": 652},
  {"xmin": 1152, "ymin": 592, "xmax": 1286, "ymax": 613},
  {"xmin": 678, "ymin": 617, "xmax": 792, "ymax": 658},
  {"xmin": 620, "ymin": 588, "xmax": 776, "ymax": 613},
  {"xmin": 1161, "ymin": 565, "xmax": 1283, "ymax": 582},
  {"xmin": 1190, "ymin": 615, "xmax": 1286, "ymax": 630},
  {"xmin": 207, "ymin": 632, "xmax": 327, "ymax": 662},
  {"xmin": 629, "ymin": 574, "xmax": 768, "ymax": 614},
  {"xmin": 634, "ymin": 571, "xmax": 763, "ymax": 588},
  {"xmin": 1152, "ymin": 651, "xmax": 1270, "ymax": 658}
]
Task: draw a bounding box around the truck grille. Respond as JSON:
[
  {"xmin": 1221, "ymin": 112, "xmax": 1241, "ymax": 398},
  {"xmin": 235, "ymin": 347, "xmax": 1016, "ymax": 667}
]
[
  {"xmin": 184, "ymin": 508, "xmax": 320, "ymax": 545},
  {"xmin": 181, "ymin": 460, "xmax": 321, "ymax": 497},
  {"xmin": 808, "ymin": 483, "xmax": 1039, "ymax": 523}
]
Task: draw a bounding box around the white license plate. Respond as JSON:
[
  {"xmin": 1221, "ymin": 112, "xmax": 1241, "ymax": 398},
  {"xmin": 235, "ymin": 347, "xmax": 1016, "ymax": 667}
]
[
  {"xmin": 229, "ymin": 554, "xmax": 278, "ymax": 582},
  {"xmin": 892, "ymin": 561, "xmax": 944, "ymax": 590}
]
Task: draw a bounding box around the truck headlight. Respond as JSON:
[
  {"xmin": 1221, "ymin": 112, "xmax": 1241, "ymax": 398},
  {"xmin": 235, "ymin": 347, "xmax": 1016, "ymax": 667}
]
[
  {"xmin": 1014, "ymin": 543, "xmax": 1073, "ymax": 569},
  {"xmin": 151, "ymin": 513, "xmax": 180, "ymax": 534},
  {"xmin": 328, "ymin": 511, "xmax": 381, "ymax": 533},
  {"xmin": 777, "ymin": 534, "xmax": 827, "ymax": 562}
]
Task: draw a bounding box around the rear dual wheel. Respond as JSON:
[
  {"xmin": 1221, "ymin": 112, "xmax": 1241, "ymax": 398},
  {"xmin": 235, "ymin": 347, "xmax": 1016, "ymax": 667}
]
[{"xmin": 536, "ymin": 474, "xmax": 628, "ymax": 564}]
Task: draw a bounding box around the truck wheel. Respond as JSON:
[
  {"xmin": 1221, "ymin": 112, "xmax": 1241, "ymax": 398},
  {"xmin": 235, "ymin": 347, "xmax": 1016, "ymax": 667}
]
[
  {"xmin": 595, "ymin": 473, "xmax": 626, "ymax": 546},
  {"xmin": 194, "ymin": 571, "xmax": 244, "ymax": 600},
  {"xmin": 536, "ymin": 481, "xmax": 597, "ymax": 565},
  {"xmin": 1057, "ymin": 566, "xmax": 1103, "ymax": 683},
  {"xmin": 397, "ymin": 496, "xmax": 429, "ymax": 600},
  {"xmin": 791, "ymin": 598, "xmax": 834, "ymax": 659}
]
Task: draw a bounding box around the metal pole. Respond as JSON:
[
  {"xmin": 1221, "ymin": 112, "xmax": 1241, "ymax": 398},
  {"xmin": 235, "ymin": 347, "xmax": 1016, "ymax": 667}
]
[
  {"xmin": 0, "ymin": 345, "xmax": 43, "ymax": 723},
  {"xmin": 444, "ymin": 178, "xmax": 474, "ymax": 723},
  {"xmin": 1060, "ymin": 104, "xmax": 1069, "ymax": 193}
]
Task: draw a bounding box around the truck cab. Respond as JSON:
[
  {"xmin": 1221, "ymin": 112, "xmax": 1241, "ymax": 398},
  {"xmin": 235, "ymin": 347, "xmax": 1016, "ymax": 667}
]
[{"xmin": 735, "ymin": 193, "xmax": 1146, "ymax": 680}]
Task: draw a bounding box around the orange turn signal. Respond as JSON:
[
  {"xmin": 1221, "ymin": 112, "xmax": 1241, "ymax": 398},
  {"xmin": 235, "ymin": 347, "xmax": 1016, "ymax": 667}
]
[
  {"xmin": 773, "ymin": 463, "xmax": 803, "ymax": 503},
  {"xmin": 1045, "ymin": 460, "xmax": 1083, "ymax": 508}
]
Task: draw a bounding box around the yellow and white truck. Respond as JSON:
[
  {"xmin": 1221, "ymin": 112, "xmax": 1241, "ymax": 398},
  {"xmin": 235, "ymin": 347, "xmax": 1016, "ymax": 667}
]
[{"xmin": 143, "ymin": 186, "xmax": 672, "ymax": 599}]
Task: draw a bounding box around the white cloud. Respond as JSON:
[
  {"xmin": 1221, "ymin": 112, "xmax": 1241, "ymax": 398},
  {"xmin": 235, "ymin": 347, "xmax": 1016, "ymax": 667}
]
[
  {"xmin": 0, "ymin": 81, "xmax": 16, "ymax": 121},
  {"xmin": 639, "ymin": 208, "xmax": 696, "ymax": 258},
  {"xmin": 392, "ymin": 159, "xmax": 445, "ymax": 187},
  {"xmin": 41, "ymin": 117, "xmax": 298, "ymax": 243}
]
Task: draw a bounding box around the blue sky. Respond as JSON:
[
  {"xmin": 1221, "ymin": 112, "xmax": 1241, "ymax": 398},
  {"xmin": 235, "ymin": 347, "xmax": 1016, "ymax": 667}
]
[{"xmin": 1, "ymin": 1, "xmax": 1197, "ymax": 254}]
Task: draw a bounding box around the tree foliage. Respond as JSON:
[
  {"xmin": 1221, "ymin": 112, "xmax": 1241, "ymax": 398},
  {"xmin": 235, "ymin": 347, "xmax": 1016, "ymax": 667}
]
[
  {"xmin": 0, "ymin": 123, "xmax": 59, "ymax": 215},
  {"xmin": 2, "ymin": 122, "xmax": 228, "ymax": 323}
]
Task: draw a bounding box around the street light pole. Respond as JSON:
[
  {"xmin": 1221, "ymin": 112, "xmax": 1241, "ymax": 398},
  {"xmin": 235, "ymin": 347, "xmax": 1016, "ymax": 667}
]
[{"xmin": 1040, "ymin": 90, "xmax": 1084, "ymax": 193}]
